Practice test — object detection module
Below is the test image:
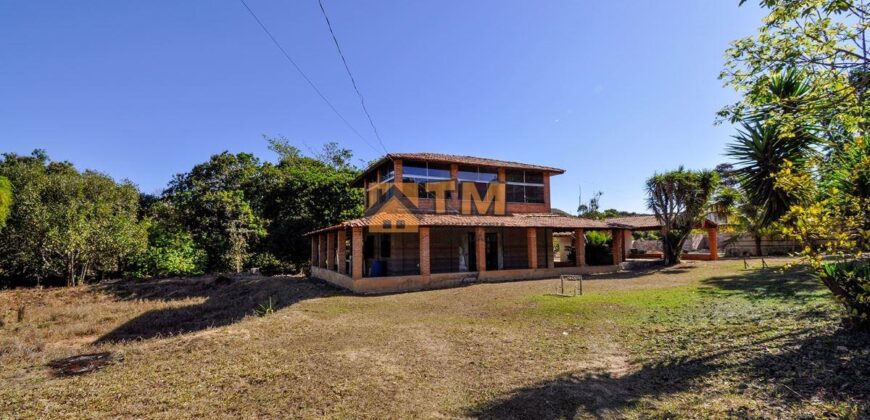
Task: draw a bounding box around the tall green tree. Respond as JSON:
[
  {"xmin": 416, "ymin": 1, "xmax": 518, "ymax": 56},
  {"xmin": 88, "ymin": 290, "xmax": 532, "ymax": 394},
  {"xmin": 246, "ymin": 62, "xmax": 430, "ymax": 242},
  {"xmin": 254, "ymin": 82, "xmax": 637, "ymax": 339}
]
[
  {"xmin": 646, "ymin": 167, "xmax": 720, "ymax": 265},
  {"xmin": 0, "ymin": 176, "xmax": 11, "ymax": 231},
  {"xmin": 259, "ymin": 137, "xmax": 363, "ymax": 267},
  {"xmin": 725, "ymin": 0, "xmax": 870, "ymax": 324},
  {"xmin": 0, "ymin": 151, "xmax": 146, "ymax": 286},
  {"xmin": 164, "ymin": 152, "xmax": 266, "ymax": 273}
]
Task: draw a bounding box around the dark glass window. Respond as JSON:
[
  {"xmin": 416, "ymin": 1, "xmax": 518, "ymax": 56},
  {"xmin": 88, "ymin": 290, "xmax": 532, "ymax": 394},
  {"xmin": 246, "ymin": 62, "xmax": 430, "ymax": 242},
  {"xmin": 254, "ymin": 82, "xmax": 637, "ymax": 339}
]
[
  {"xmin": 525, "ymin": 172, "xmax": 544, "ymax": 184},
  {"xmin": 402, "ymin": 162, "xmax": 427, "ymax": 177},
  {"xmin": 458, "ymin": 165, "xmax": 497, "ymax": 182},
  {"xmin": 428, "ymin": 163, "xmax": 450, "ymax": 179},
  {"xmin": 505, "ymin": 170, "xmax": 546, "ymax": 203},
  {"xmin": 475, "ymin": 182, "xmax": 491, "ymax": 196},
  {"xmin": 377, "ymin": 161, "xmax": 395, "ymax": 181},
  {"xmin": 525, "ymin": 186, "xmax": 545, "ymax": 203},
  {"xmin": 506, "ymin": 184, "xmax": 525, "ymax": 203},
  {"xmin": 403, "ymin": 162, "xmax": 452, "ymax": 200},
  {"xmin": 505, "ymin": 170, "xmax": 525, "ymax": 183},
  {"xmin": 478, "ymin": 170, "xmax": 497, "ymax": 182},
  {"xmin": 458, "ymin": 168, "xmax": 478, "ymax": 182}
]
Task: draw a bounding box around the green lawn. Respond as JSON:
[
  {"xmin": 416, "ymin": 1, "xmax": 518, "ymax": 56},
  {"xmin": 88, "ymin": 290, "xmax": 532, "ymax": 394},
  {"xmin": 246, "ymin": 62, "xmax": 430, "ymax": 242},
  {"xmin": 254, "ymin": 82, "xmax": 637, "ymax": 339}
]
[{"xmin": 1, "ymin": 258, "xmax": 868, "ymax": 418}]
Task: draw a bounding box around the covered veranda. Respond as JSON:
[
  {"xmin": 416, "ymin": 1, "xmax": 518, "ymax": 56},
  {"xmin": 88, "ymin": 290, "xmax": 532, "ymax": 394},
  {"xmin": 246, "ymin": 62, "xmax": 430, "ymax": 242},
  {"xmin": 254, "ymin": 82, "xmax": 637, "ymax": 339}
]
[
  {"xmin": 604, "ymin": 215, "xmax": 719, "ymax": 261},
  {"xmin": 307, "ymin": 214, "xmax": 629, "ymax": 294}
]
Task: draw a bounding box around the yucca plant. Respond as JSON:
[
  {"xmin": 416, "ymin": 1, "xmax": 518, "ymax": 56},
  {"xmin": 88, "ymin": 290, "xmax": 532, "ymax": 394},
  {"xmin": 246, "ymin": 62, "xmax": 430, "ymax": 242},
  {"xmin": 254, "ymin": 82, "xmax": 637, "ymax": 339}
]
[
  {"xmin": 727, "ymin": 122, "xmax": 816, "ymax": 226},
  {"xmin": 255, "ymin": 297, "xmax": 276, "ymax": 317}
]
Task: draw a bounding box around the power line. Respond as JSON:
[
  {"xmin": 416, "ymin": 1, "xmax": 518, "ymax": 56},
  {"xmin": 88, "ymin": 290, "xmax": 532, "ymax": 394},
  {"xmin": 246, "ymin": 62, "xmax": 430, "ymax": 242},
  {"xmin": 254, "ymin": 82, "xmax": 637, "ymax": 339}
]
[
  {"xmin": 237, "ymin": 0, "xmax": 383, "ymax": 156},
  {"xmin": 317, "ymin": 0, "xmax": 389, "ymax": 156}
]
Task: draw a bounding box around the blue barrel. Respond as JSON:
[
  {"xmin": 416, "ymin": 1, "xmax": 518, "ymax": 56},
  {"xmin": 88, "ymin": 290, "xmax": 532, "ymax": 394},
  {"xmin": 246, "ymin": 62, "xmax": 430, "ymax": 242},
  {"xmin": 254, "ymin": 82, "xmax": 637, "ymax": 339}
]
[{"xmin": 370, "ymin": 260, "xmax": 387, "ymax": 277}]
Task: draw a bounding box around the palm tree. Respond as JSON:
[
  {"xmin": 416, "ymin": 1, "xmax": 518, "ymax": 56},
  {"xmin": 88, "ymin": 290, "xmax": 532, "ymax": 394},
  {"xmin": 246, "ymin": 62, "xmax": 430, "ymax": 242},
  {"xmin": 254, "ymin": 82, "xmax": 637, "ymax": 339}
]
[
  {"xmin": 726, "ymin": 122, "xmax": 815, "ymax": 226},
  {"xmin": 646, "ymin": 167, "xmax": 719, "ymax": 265}
]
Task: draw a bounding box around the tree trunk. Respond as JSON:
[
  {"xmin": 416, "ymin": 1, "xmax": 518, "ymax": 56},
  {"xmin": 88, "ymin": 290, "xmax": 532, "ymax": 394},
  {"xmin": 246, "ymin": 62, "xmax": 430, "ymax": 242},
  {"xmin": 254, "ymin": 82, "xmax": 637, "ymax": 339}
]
[
  {"xmin": 66, "ymin": 258, "xmax": 75, "ymax": 287},
  {"xmin": 754, "ymin": 235, "xmax": 763, "ymax": 257},
  {"xmin": 662, "ymin": 233, "xmax": 684, "ymax": 266}
]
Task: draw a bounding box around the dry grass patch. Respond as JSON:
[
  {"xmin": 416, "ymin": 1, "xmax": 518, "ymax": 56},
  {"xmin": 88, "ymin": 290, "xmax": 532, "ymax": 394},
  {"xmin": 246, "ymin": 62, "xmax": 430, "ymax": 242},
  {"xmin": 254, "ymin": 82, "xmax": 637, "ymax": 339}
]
[{"xmin": 1, "ymin": 259, "xmax": 868, "ymax": 418}]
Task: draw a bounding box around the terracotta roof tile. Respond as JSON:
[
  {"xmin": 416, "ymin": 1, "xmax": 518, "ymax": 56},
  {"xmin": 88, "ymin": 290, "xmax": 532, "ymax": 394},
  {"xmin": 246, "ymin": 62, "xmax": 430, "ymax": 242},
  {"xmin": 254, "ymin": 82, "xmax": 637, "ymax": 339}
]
[
  {"xmin": 352, "ymin": 152, "xmax": 565, "ymax": 187},
  {"xmin": 306, "ymin": 213, "xmax": 610, "ymax": 235},
  {"xmin": 604, "ymin": 215, "xmax": 662, "ymax": 229},
  {"xmin": 388, "ymin": 153, "xmax": 565, "ymax": 173},
  {"xmin": 604, "ymin": 215, "xmax": 718, "ymax": 230}
]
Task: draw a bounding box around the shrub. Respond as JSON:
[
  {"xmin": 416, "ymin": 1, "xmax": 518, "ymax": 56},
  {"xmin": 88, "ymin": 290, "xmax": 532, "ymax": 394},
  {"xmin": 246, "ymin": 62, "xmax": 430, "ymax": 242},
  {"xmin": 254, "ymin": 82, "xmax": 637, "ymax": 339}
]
[
  {"xmin": 255, "ymin": 297, "xmax": 276, "ymax": 316},
  {"xmin": 130, "ymin": 224, "xmax": 207, "ymax": 278},
  {"xmin": 585, "ymin": 231, "xmax": 613, "ymax": 266},
  {"xmin": 820, "ymin": 260, "xmax": 870, "ymax": 323},
  {"xmin": 249, "ymin": 252, "xmax": 292, "ymax": 276}
]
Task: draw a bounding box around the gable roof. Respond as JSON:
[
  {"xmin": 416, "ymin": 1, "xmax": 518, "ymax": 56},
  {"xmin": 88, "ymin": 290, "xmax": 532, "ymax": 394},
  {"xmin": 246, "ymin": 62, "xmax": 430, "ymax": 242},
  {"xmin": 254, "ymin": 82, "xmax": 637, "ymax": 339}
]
[{"xmin": 352, "ymin": 152, "xmax": 566, "ymax": 187}]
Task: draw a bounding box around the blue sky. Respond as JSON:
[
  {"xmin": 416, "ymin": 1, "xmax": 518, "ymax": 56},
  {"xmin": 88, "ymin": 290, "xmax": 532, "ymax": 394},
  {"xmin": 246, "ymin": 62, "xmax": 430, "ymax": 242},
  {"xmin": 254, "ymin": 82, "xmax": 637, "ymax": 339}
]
[{"xmin": 1, "ymin": 1, "xmax": 765, "ymax": 213}]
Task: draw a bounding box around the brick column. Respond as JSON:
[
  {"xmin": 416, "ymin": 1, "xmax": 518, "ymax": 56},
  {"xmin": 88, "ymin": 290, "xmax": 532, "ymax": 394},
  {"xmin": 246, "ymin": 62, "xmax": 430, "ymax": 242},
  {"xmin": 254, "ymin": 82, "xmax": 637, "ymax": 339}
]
[
  {"xmin": 526, "ymin": 227, "xmax": 538, "ymax": 269},
  {"xmin": 708, "ymin": 228, "xmax": 718, "ymax": 261},
  {"xmin": 315, "ymin": 235, "xmax": 322, "ymax": 268},
  {"xmin": 546, "ymin": 230, "xmax": 554, "ymax": 268},
  {"xmin": 419, "ymin": 227, "xmax": 430, "ymax": 276},
  {"xmin": 311, "ymin": 236, "xmax": 318, "ymax": 268},
  {"xmin": 475, "ymin": 226, "xmax": 486, "ymax": 273},
  {"xmin": 337, "ymin": 229, "xmax": 347, "ymax": 274},
  {"xmin": 351, "ymin": 227, "xmax": 364, "ymax": 280},
  {"xmin": 326, "ymin": 232, "xmax": 335, "ymax": 271},
  {"xmin": 575, "ymin": 228, "xmax": 586, "ymax": 267},
  {"xmin": 319, "ymin": 233, "xmax": 327, "ymax": 268},
  {"xmin": 611, "ymin": 229, "xmax": 622, "ymax": 266}
]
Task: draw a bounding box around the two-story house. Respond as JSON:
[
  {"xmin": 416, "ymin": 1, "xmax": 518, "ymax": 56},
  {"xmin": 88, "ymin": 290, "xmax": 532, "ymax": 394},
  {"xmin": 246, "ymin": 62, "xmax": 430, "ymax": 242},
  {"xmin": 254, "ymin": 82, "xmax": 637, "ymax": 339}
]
[{"xmin": 308, "ymin": 153, "xmax": 630, "ymax": 293}]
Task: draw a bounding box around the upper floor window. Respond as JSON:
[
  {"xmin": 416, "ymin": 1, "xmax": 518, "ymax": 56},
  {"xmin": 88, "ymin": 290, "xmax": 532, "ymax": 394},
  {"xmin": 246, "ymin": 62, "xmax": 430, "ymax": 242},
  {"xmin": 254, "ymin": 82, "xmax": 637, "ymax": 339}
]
[
  {"xmin": 458, "ymin": 166, "xmax": 498, "ymax": 199},
  {"xmin": 402, "ymin": 161, "xmax": 452, "ymax": 199},
  {"xmin": 506, "ymin": 170, "xmax": 545, "ymax": 204},
  {"xmin": 365, "ymin": 161, "xmax": 395, "ymax": 207}
]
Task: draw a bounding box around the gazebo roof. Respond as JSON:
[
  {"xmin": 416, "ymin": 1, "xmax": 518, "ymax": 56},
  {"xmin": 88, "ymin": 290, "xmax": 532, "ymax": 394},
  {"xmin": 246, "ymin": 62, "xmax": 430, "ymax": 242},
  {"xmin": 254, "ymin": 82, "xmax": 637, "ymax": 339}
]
[{"xmin": 604, "ymin": 215, "xmax": 718, "ymax": 231}]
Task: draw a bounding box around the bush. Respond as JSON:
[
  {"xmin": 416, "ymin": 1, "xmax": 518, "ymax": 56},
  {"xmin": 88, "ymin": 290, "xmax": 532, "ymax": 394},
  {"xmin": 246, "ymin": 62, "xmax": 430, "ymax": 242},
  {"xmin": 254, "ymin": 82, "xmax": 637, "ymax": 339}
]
[
  {"xmin": 130, "ymin": 225, "xmax": 207, "ymax": 278},
  {"xmin": 585, "ymin": 230, "xmax": 611, "ymax": 247},
  {"xmin": 821, "ymin": 260, "xmax": 870, "ymax": 324},
  {"xmin": 249, "ymin": 252, "xmax": 292, "ymax": 276},
  {"xmin": 585, "ymin": 231, "xmax": 613, "ymax": 266}
]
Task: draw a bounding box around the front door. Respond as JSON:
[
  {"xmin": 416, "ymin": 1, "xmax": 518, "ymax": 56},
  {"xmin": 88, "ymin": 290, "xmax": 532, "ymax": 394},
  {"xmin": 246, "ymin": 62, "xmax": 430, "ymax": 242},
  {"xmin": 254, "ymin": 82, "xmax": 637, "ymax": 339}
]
[{"xmin": 485, "ymin": 232, "xmax": 499, "ymax": 271}]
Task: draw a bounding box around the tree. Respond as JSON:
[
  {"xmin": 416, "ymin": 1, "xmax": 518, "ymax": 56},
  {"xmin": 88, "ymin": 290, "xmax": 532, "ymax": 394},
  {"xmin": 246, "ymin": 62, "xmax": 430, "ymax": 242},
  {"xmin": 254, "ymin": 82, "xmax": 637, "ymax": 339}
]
[
  {"xmin": 0, "ymin": 176, "xmax": 10, "ymax": 231},
  {"xmin": 577, "ymin": 189, "xmax": 602, "ymax": 217},
  {"xmin": 0, "ymin": 151, "xmax": 147, "ymax": 286},
  {"xmin": 259, "ymin": 137, "xmax": 363, "ymax": 267},
  {"xmin": 131, "ymin": 201, "xmax": 206, "ymax": 278},
  {"xmin": 722, "ymin": 1, "xmax": 868, "ymax": 138},
  {"xmin": 646, "ymin": 168, "xmax": 720, "ymax": 265},
  {"xmin": 163, "ymin": 152, "xmax": 266, "ymax": 273},
  {"xmin": 724, "ymin": 0, "xmax": 870, "ymax": 325},
  {"xmin": 727, "ymin": 121, "xmax": 816, "ymax": 225}
]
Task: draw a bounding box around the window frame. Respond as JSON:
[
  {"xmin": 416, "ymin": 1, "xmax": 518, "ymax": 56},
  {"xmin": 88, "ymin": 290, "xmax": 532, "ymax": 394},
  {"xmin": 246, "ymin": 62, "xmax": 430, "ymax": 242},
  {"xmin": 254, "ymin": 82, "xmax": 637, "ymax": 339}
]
[{"xmin": 505, "ymin": 170, "xmax": 546, "ymax": 204}]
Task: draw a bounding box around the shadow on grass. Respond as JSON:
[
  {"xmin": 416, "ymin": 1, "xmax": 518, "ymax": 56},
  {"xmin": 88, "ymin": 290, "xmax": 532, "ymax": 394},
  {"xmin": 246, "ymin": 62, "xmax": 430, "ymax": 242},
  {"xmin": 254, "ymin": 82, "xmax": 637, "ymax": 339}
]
[
  {"xmin": 699, "ymin": 265, "xmax": 824, "ymax": 303},
  {"xmin": 468, "ymin": 325, "xmax": 870, "ymax": 419},
  {"xmin": 94, "ymin": 275, "xmax": 345, "ymax": 343},
  {"xmin": 588, "ymin": 261, "xmax": 698, "ymax": 281}
]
